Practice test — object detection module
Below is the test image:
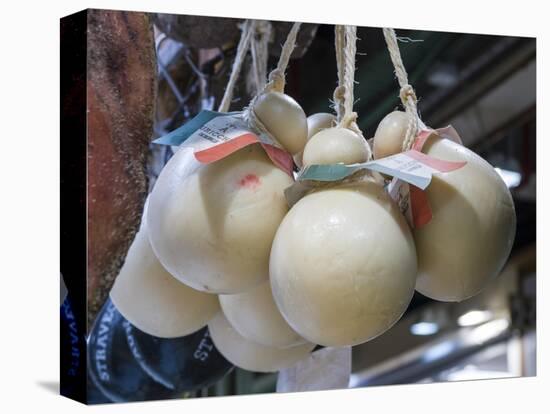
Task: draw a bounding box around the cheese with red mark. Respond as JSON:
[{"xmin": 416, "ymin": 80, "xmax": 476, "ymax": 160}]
[{"xmin": 147, "ymin": 144, "xmax": 293, "ymax": 294}]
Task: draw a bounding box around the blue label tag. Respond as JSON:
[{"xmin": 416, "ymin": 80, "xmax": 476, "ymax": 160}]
[
  {"xmin": 298, "ymin": 164, "xmax": 360, "ymax": 182},
  {"xmin": 153, "ymin": 110, "xmax": 240, "ymax": 146}
]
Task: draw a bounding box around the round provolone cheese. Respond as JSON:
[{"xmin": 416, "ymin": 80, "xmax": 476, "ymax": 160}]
[
  {"xmin": 219, "ymin": 281, "xmax": 306, "ymax": 348},
  {"xmin": 147, "ymin": 144, "xmax": 293, "ymax": 294},
  {"xmin": 270, "ymin": 180, "xmax": 417, "ymax": 347},
  {"xmin": 373, "ymin": 111, "xmax": 409, "ymax": 159},
  {"xmin": 110, "ymin": 219, "xmax": 219, "ymax": 338},
  {"xmin": 414, "ymin": 137, "xmax": 516, "ymax": 302},
  {"xmin": 253, "ymin": 91, "xmax": 308, "ymax": 155},
  {"xmin": 292, "ymin": 113, "xmax": 337, "ymax": 169},
  {"xmin": 302, "ymin": 127, "xmax": 370, "ymax": 167},
  {"xmin": 208, "ymin": 311, "xmax": 315, "ymax": 373}
]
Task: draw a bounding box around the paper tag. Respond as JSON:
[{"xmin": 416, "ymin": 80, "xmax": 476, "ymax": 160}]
[
  {"xmin": 153, "ymin": 110, "xmax": 294, "ymax": 176},
  {"xmin": 298, "ymin": 150, "xmax": 466, "ymax": 191},
  {"xmin": 404, "ymin": 127, "xmax": 464, "ymax": 227},
  {"xmin": 387, "ymin": 178, "xmax": 413, "ymax": 227},
  {"xmin": 276, "ymin": 347, "xmax": 351, "ymax": 393},
  {"xmin": 412, "ymin": 126, "xmax": 463, "ymax": 151},
  {"xmin": 387, "ymin": 178, "xmax": 433, "ymax": 228}
]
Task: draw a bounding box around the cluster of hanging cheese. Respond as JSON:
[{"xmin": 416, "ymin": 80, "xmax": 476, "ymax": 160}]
[
  {"xmin": 372, "ymin": 28, "xmax": 516, "ymax": 303},
  {"xmin": 109, "ymin": 23, "xmax": 516, "ymax": 375},
  {"xmin": 111, "ymin": 21, "xmax": 315, "ymax": 373}
]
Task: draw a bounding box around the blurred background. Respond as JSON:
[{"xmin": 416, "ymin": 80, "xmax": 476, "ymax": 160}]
[{"xmin": 75, "ymin": 12, "xmax": 536, "ymax": 403}]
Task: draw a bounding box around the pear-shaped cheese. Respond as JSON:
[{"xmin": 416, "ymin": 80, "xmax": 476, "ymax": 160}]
[
  {"xmin": 110, "ymin": 219, "xmax": 219, "ymax": 338},
  {"xmin": 270, "ymin": 180, "xmax": 417, "ymax": 347},
  {"xmin": 414, "ymin": 136, "xmax": 516, "ymax": 302},
  {"xmin": 208, "ymin": 311, "xmax": 315, "ymax": 373},
  {"xmin": 373, "ymin": 111, "xmax": 409, "ymax": 159},
  {"xmin": 253, "ymin": 91, "xmax": 308, "ymax": 155},
  {"xmin": 302, "ymin": 127, "xmax": 370, "ymax": 167},
  {"xmin": 147, "ymin": 144, "xmax": 293, "ymax": 294},
  {"xmin": 219, "ymin": 280, "xmax": 306, "ymax": 348}
]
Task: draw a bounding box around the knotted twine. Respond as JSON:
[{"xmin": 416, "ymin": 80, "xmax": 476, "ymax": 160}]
[
  {"xmin": 333, "ymin": 25, "xmax": 346, "ymax": 122},
  {"xmin": 249, "ymin": 20, "xmax": 272, "ymax": 94},
  {"xmin": 333, "ymin": 25, "xmax": 373, "ymax": 161},
  {"xmin": 382, "ymin": 28, "xmax": 420, "ymax": 152},
  {"xmin": 244, "ymin": 23, "xmax": 302, "ymax": 148}
]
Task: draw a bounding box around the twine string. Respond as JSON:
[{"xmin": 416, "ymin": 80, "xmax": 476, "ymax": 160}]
[
  {"xmin": 250, "ymin": 20, "xmax": 272, "ymax": 94},
  {"xmin": 244, "ymin": 22, "xmax": 302, "ymax": 148},
  {"xmin": 218, "ymin": 20, "xmax": 254, "ymax": 113},
  {"xmin": 263, "ymin": 22, "xmax": 302, "ymax": 93},
  {"xmin": 333, "ymin": 25, "xmax": 346, "ymax": 122},
  {"xmin": 382, "ymin": 27, "xmax": 420, "ymax": 151},
  {"xmin": 334, "ymin": 25, "xmax": 372, "ymax": 160}
]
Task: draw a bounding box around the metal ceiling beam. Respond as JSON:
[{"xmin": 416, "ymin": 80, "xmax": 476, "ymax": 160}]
[{"xmin": 421, "ymin": 37, "xmax": 535, "ymax": 127}]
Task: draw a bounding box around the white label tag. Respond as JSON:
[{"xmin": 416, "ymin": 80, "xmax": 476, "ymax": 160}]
[
  {"xmin": 366, "ymin": 152, "xmax": 438, "ymax": 189},
  {"xmin": 387, "ymin": 178, "xmax": 413, "ymax": 228},
  {"xmin": 180, "ymin": 114, "xmax": 252, "ymax": 152},
  {"xmin": 298, "ymin": 150, "xmax": 466, "ymax": 190}
]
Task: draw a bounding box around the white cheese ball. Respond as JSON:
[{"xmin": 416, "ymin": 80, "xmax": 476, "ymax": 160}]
[
  {"xmin": 147, "ymin": 144, "xmax": 294, "ymax": 294},
  {"xmin": 270, "ymin": 180, "xmax": 417, "ymax": 347},
  {"xmin": 373, "ymin": 110, "xmax": 409, "ymax": 159},
  {"xmin": 110, "ymin": 220, "xmax": 219, "ymax": 338},
  {"xmin": 253, "ymin": 91, "xmax": 308, "ymax": 155},
  {"xmin": 307, "ymin": 112, "xmax": 336, "ymax": 139},
  {"xmin": 302, "ymin": 127, "xmax": 370, "ymax": 167},
  {"xmin": 414, "ymin": 137, "xmax": 516, "ymax": 302},
  {"xmin": 292, "ymin": 113, "xmax": 337, "ymax": 169},
  {"xmin": 219, "ymin": 280, "xmax": 306, "ymax": 348},
  {"xmin": 208, "ymin": 311, "xmax": 316, "ymax": 373}
]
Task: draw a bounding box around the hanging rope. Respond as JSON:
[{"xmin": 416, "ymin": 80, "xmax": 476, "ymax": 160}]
[
  {"xmin": 263, "ymin": 22, "xmax": 302, "ymax": 93},
  {"xmin": 333, "ymin": 25, "xmax": 372, "ymax": 161},
  {"xmin": 333, "ymin": 25, "xmax": 346, "ymax": 122},
  {"xmin": 382, "ymin": 27, "xmax": 420, "ymax": 151},
  {"xmin": 249, "ymin": 20, "xmax": 272, "ymax": 94},
  {"xmin": 339, "ymin": 26, "xmax": 358, "ymax": 130},
  {"xmin": 218, "ymin": 20, "xmax": 255, "ymax": 113},
  {"xmin": 244, "ymin": 23, "xmax": 302, "ymax": 148}
]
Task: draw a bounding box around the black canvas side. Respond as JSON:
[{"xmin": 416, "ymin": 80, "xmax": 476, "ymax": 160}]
[{"xmin": 60, "ymin": 9, "xmax": 88, "ymax": 404}]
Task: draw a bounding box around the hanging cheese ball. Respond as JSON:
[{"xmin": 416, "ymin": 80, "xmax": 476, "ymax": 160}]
[
  {"xmin": 253, "ymin": 91, "xmax": 308, "ymax": 155},
  {"xmin": 208, "ymin": 311, "xmax": 315, "ymax": 373},
  {"xmin": 307, "ymin": 112, "xmax": 337, "ymax": 139},
  {"xmin": 219, "ymin": 280, "xmax": 306, "ymax": 348},
  {"xmin": 270, "ymin": 179, "xmax": 417, "ymax": 347},
  {"xmin": 373, "ymin": 110, "xmax": 409, "ymax": 159},
  {"xmin": 294, "ymin": 113, "xmax": 337, "ymax": 168},
  {"xmin": 147, "ymin": 144, "xmax": 294, "ymax": 294},
  {"xmin": 110, "ymin": 216, "xmax": 219, "ymax": 338},
  {"xmin": 414, "ymin": 136, "xmax": 516, "ymax": 302},
  {"xmin": 302, "ymin": 127, "xmax": 370, "ymax": 167}
]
